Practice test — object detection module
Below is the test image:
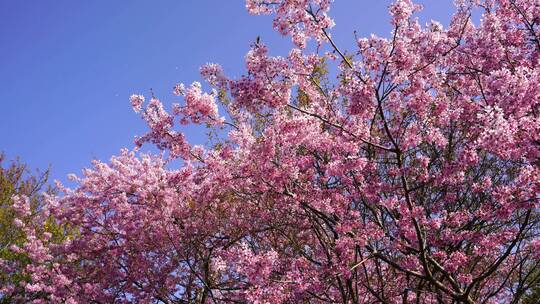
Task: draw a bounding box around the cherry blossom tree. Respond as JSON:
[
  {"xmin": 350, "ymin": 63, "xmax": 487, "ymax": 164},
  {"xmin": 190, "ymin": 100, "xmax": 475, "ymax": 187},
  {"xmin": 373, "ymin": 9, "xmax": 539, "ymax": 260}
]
[
  {"xmin": 9, "ymin": 0, "xmax": 540, "ymax": 303},
  {"xmin": 0, "ymin": 154, "xmax": 70, "ymax": 303}
]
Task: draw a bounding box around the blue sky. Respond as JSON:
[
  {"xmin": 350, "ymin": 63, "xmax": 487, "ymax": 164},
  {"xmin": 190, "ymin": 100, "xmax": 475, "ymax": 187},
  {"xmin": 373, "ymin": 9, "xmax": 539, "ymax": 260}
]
[{"xmin": 0, "ymin": 0, "xmax": 455, "ymax": 184}]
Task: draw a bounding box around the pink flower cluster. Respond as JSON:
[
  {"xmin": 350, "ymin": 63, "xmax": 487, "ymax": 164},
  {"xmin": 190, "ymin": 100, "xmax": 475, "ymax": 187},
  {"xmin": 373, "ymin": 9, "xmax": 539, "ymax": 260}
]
[{"xmin": 246, "ymin": 0, "xmax": 334, "ymax": 48}]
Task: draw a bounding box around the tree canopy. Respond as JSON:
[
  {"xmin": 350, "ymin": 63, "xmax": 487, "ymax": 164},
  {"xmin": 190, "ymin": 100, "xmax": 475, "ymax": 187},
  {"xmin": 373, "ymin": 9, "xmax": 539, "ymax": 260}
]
[{"xmin": 3, "ymin": 0, "xmax": 540, "ymax": 303}]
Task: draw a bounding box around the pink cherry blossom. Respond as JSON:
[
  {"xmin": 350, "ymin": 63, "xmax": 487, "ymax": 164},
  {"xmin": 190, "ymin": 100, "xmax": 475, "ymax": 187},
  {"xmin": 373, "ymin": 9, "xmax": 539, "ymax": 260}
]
[{"xmin": 9, "ymin": 0, "xmax": 540, "ymax": 303}]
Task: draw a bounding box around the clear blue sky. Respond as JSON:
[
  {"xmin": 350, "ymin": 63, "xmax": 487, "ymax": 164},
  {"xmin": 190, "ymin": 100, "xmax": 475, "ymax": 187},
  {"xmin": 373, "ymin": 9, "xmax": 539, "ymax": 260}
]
[{"xmin": 0, "ymin": 0, "xmax": 455, "ymax": 184}]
